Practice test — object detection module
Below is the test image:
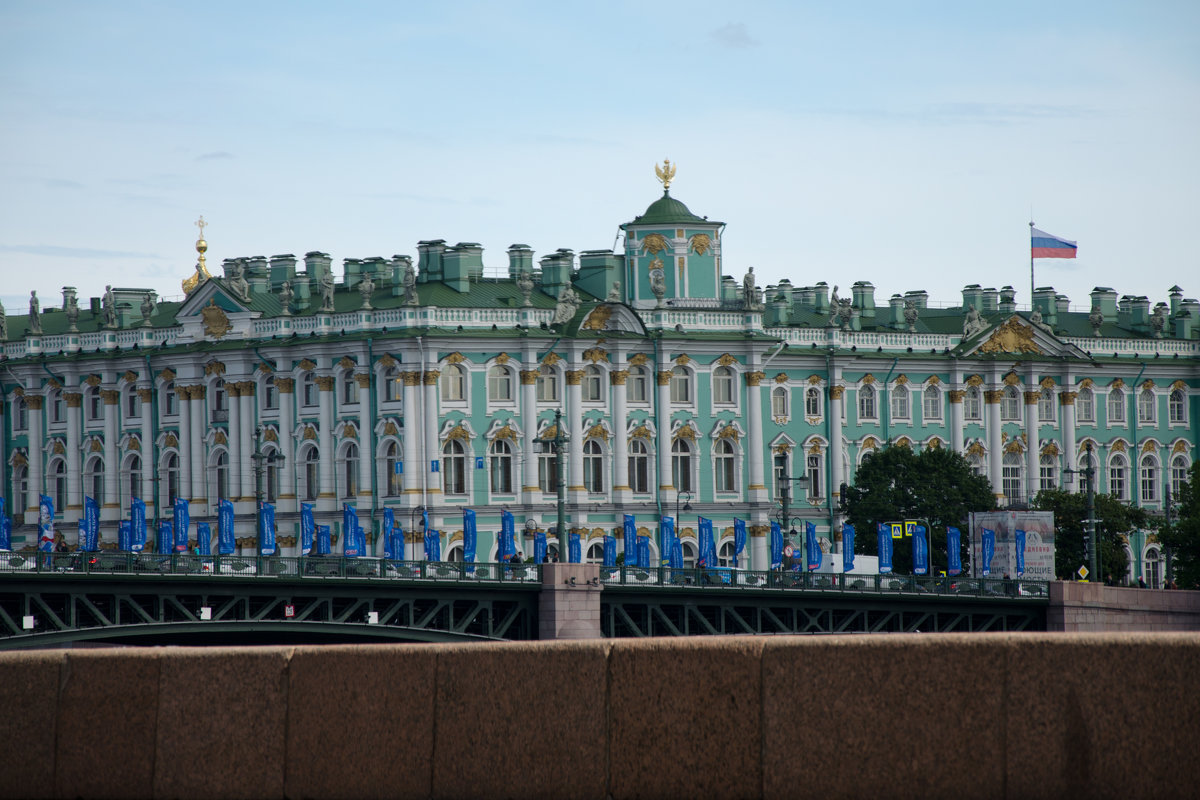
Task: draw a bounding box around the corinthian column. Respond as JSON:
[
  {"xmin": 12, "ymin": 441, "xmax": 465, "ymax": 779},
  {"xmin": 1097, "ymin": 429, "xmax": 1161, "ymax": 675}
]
[
  {"xmin": 1024, "ymin": 389, "xmax": 1040, "ymax": 504},
  {"xmin": 356, "ymin": 373, "xmax": 373, "ymax": 507},
  {"xmin": 519, "ymin": 369, "xmax": 539, "ymax": 501},
  {"xmin": 138, "ymin": 388, "xmax": 155, "ymax": 507},
  {"xmin": 422, "ymin": 370, "xmax": 441, "ymax": 500},
  {"xmin": 188, "ymin": 385, "xmax": 206, "ymax": 505},
  {"xmin": 565, "ymin": 369, "xmax": 585, "ymax": 499},
  {"xmin": 64, "ymin": 392, "xmax": 82, "ymax": 513},
  {"xmin": 275, "ymin": 378, "xmax": 297, "ymax": 507},
  {"xmin": 227, "ymin": 382, "xmax": 243, "ymax": 500},
  {"xmin": 746, "ymin": 371, "xmax": 767, "ymax": 503},
  {"xmin": 101, "ymin": 389, "xmax": 120, "ymax": 514},
  {"xmin": 238, "ymin": 382, "xmax": 256, "ymax": 501},
  {"xmin": 25, "ymin": 396, "xmax": 43, "ymax": 514},
  {"xmin": 177, "ymin": 385, "xmax": 192, "ymax": 501},
  {"xmin": 1061, "ymin": 390, "xmax": 1077, "ymax": 491},
  {"xmin": 316, "ymin": 374, "xmax": 336, "ymax": 510},
  {"xmin": 610, "ymin": 369, "xmax": 630, "ymax": 504},
  {"xmin": 984, "ymin": 388, "xmax": 1004, "ymax": 504},
  {"xmin": 948, "ymin": 389, "xmax": 965, "ymax": 454},
  {"xmin": 656, "ymin": 370, "xmax": 672, "ymax": 495},
  {"xmin": 401, "ymin": 371, "xmax": 420, "ymax": 501}
]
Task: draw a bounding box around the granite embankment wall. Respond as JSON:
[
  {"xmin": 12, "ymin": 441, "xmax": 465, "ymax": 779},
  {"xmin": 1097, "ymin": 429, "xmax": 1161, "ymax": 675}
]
[
  {"xmin": 1049, "ymin": 582, "xmax": 1200, "ymax": 631},
  {"xmin": 2, "ymin": 633, "xmax": 1198, "ymax": 800}
]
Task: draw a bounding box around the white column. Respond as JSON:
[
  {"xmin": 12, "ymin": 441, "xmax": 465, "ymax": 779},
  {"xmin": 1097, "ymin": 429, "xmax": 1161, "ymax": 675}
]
[
  {"xmin": 1024, "ymin": 388, "xmax": 1039, "ymax": 504},
  {"xmin": 316, "ymin": 374, "xmax": 336, "ymax": 510},
  {"xmin": 357, "ymin": 373, "xmax": 372, "ymax": 506},
  {"xmin": 1061, "ymin": 390, "xmax": 1077, "ymax": 491},
  {"xmin": 239, "ymin": 382, "xmax": 255, "ymax": 501},
  {"xmin": 401, "ymin": 371, "xmax": 420, "ymax": 499},
  {"xmin": 949, "ymin": 388, "xmax": 965, "ymax": 455},
  {"xmin": 25, "ymin": 395, "xmax": 43, "ymax": 514},
  {"xmin": 656, "ymin": 369, "xmax": 672, "ymax": 495},
  {"xmin": 189, "ymin": 385, "xmax": 206, "ymax": 503},
  {"xmin": 829, "ymin": 384, "xmax": 844, "ymax": 500},
  {"xmin": 520, "ymin": 368, "xmax": 538, "ymax": 500},
  {"xmin": 65, "ymin": 392, "xmax": 82, "ymax": 513},
  {"xmin": 177, "ymin": 385, "xmax": 192, "ymax": 500},
  {"xmin": 101, "ymin": 388, "xmax": 120, "ymax": 514},
  {"xmin": 227, "ymin": 383, "xmax": 242, "ymax": 500},
  {"xmin": 611, "ymin": 368, "xmax": 630, "ymax": 503},
  {"xmin": 566, "ymin": 368, "xmax": 584, "ymax": 499},
  {"xmin": 423, "ymin": 370, "xmax": 441, "ymax": 501},
  {"xmin": 985, "ymin": 387, "xmax": 1003, "ymax": 504},
  {"xmin": 751, "ymin": 526, "xmax": 768, "ymax": 572},
  {"xmin": 746, "ymin": 371, "xmax": 767, "ymax": 502},
  {"xmin": 138, "ymin": 388, "xmax": 155, "ymax": 508}
]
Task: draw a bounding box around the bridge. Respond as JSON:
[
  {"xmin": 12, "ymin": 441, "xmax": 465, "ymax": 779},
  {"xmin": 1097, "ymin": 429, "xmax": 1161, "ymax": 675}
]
[{"xmin": 0, "ymin": 552, "xmax": 1049, "ymax": 647}]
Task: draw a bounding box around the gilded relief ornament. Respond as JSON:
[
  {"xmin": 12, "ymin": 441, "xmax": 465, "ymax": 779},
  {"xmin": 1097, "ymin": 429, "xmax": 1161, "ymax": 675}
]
[
  {"xmin": 654, "ymin": 158, "xmax": 676, "ymax": 190},
  {"xmin": 200, "ymin": 299, "xmax": 232, "ymax": 339},
  {"xmin": 689, "ymin": 233, "xmax": 711, "ymax": 255},
  {"xmin": 979, "ymin": 318, "xmax": 1041, "ymax": 355},
  {"xmin": 642, "ymin": 234, "xmax": 670, "ymax": 255}
]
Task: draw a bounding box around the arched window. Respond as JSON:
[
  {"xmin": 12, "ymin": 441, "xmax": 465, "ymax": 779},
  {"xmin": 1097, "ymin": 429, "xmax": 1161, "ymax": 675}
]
[
  {"xmin": 964, "ymin": 386, "xmax": 982, "ymax": 420},
  {"xmin": 1001, "ymin": 386, "xmax": 1020, "ymax": 421},
  {"xmin": 490, "ymin": 438, "xmax": 514, "ymax": 494},
  {"xmin": 582, "ymin": 365, "xmax": 603, "ymax": 402},
  {"xmin": 858, "ymin": 385, "xmax": 876, "ymax": 420},
  {"xmin": 1107, "ymin": 389, "xmax": 1126, "ymax": 423},
  {"xmin": 718, "ymin": 541, "xmax": 736, "ymax": 568},
  {"xmin": 1144, "ymin": 548, "xmax": 1162, "ymax": 589},
  {"xmin": 214, "ymin": 450, "xmax": 229, "ymax": 502},
  {"xmin": 671, "ymin": 438, "xmax": 693, "ymax": 493},
  {"xmin": 212, "ymin": 380, "xmax": 227, "ymax": 422},
  {"xmin": 538, "ymin": 443, "xmax": 558, "ymax": 493},
  {"xmin": 1039, "ymin": 453, "xmax": 1057, "ymax": 492},
  {"xmin": 264, "ymin": 447, "xmax": 279, "ymax": 502},
  {"xmin": 14, "ymin": 397, "xmax": 28, "ymax": 430},
  {"xmin": 1076, "ymin": 387, "xmax": 1095, "ymax": 423},
  {"xmin": 13, "ymin": 463, "xmax": 29, "ymax": 515},
  {"xmin": 302, "ymin": 447, "xmax": 320, "ymax": 501},
  {"xmin": 1138, "ymin": 389, "xmax": 1156, "ymax": 424},
  {"xmin": 714, "ymin": 438, "xmax": 736, "ymax": 492},
  {"xmin": 163, "ymin": 452, "xmax": 180, "ymax": 507},
  {"xmin": 487, "ymin": 365, "xmax": 513, "ymax": 402},
  {"xmin": 51, "ymin": 459, "xmax": 67, "ymax": 512},
  {"xmin": 442, "ymin": 439, "xmax": 467, "ymax": 495},
  {"xmin": 1171, "ymin": 455, "xmax": 1190, "ymax": 497},
  {"xmin": 342, "ymin": 369, "xmax": 359, "ymax": 406},
  {"xmin": 125, "ymin": 386, "xmax": 142, "ymax": 419},
  {"xmin": 681, "ymin": 540, "xmax": 698, "ymax": 569},
  {"xmin": 806, "ymin": 452, "xmax": 822, "ymax": 499},
  {"xmin": 586, "ymin": 541, "xmax": 604, "ymax": 565},
  {"xmin": 1038, "ymin": 390, "xmax": 1055, "ymax": 422},
  {"xmin": 536, "ymin": 365, "xmax": 558, "ymax": 402},
  {"xmin": 772, "ymin": 386, "xmax": 789, "ymax": 419},
  {"xmin": 626, "ymin": 366, "xmax": 648, "ymax": 403},
  {"xmin": 1169, "ymin": 389, "xmax": 1187, "ymax": 424},
  {"xmin": 445, "ymin": 544, "xmax": 464, "ymax": 563},
  {"xmin": 301, "ymin": 373, "xmax": 318, "ymax": 407},
  {"xmin": 712, "ymin": 367, "xmax": 734, "ymax": 405},
  {"xmin": 127, "ymin": 453, "xmax": 142, "ymax": 502},
  {"xmin": 49, "ymin": 389, "xmax": 64, "ymax": 424},
  {"xmin": 1109, "ymin": 453, "xmax": 1128, "ymax": 500},
  {"xmin": 629, "ymin": 438, "xmax": 650, "ymax": 493},
  {"xmin": 583, "ymin": 440, "xmax": 604, "ymax": 493},
  {"xmin": 1140, "ymin": 454, "xmax": 1158, "ymax": 503},
  {"xmin": 805, "ymin": 387, "xmax": 821, "ymax": 417},
  {"xmin": 84, "ymin": 455, "xmax": 104, "ymax": 502},
  {"xmin": 440, "ymin": 364, "xmax": 466, "ymax": 402},
  {"xmin": 1002, "ymin": 452, "xmax": 1023, "ymax": 503},
  {"xmin": 384, "ymin": 441, "xmax": 401, "ymax": 496},
  {"xmin": 670, "ymin": 367, "xmax": 691, "ymax": 404},
  {"xmin": 967, "ymin": 453, "xmax": 985, "ymax": 477},
  {"xmin": 923, "ymin": 386, "xmax": 942, "ymax": 421},
  {"xmin": 890, "ymin": 384, "xmax": 910, "ymax": 420},
  {"xmin": 382, "ymin": 366, "xmax": 401, "ymax": 403},
  {"xmin": 340, "ymin": 442, "xmax": 359, "ymax": 498},
  {"xmin": 86, "ymin": 386, "xmax": 102, "ymax": 422}
]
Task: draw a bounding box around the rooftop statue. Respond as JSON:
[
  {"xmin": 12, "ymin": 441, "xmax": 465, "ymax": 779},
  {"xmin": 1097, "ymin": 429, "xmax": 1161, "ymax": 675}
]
[
  {"xmin": 228, "ymin": 262, "xmax": 251, "ymax": 303},
  {"xmin": 904, "ymin": 300, "xmax": 919, "ymax": 332},
  {"xmin": 403, "ymin": 260, "xmax": 418, "ymax": 306},
  {"xmin": 516, "ymin": 269, "xmax": 533, "ymax": 308},
  {"xmin": 1089, "ymin": 306, "xmax": 1104, "ymax": 337},
  {"xmin": 278, "ymin": 280, "xmax": 293, "ymax": 315},
  {"xmin": 64, "ymin": 288, "xmax": 79, "ymax": 333},
  {"xmin": 102, "ymin": 285, "xmax": 117, "ymax": 329},
  {"xmin": 358, "ymin": 273, "xmax": 375, "ymax": 310},
  {"xmin": 962, "ymin": 304, "xmax": 987, "ymax": 338},
  {"xmin": 0, "ymin": 299, "xmax": 7, "ymax": 341},
  {"xmin": 742, "ymin": 266, "xmax": 760, "ymax": 310},
  {"xmin": 28, "ymin": 291, "xmax": 41, "ymax": 336},
  {"xmin": 141, "ymin": 292, "xmax": 156, "ymax": 327},
  {"xmin": 319, "ymin": 270, "xmax": 335, "ymax": 313},
  {"xmin": 551, "ymin": 284, "xmax": 580, "ymax": 326}
]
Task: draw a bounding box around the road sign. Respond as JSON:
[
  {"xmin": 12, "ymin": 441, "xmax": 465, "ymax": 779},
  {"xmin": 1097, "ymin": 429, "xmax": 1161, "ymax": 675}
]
[
  {"xmin": 284, "ymin": 603, "xmax": 295, "ymax": 618},
  {"xmin": 904, "ymin": 521, "xmax": 917, "ymax": 537},
  {"xmin": 891, "ymin": 523, "xmax": 903, "ymax": 540},
  {"xmin": 1077, "ymin": 565, "xmax": 1089, "ymax": 582},
  {"xmin": 783, "ymin": 544, "xmax": 794, "ymax": 558}
]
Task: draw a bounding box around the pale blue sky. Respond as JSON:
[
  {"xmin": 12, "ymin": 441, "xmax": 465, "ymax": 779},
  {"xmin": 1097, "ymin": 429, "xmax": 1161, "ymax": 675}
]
[{"xmin": 2, "ymin": 1, "xmax": 1197, "ymax": 314}]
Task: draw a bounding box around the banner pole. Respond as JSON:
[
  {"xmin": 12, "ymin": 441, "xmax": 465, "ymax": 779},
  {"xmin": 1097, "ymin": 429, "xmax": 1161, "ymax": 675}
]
[{"xmin": 1028, "ymin": 220, "xmax": 1035, "ymax": 313}]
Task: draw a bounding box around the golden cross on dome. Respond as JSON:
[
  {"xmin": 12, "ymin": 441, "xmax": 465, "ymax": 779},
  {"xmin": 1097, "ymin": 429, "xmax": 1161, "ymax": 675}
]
[
  {"xmin": 654, "ymin": 158, "xmax": 676, "ymax": 190},
  {"xmin": 195, "ymin": 215, "xmax": 207, "ymax": 239}
]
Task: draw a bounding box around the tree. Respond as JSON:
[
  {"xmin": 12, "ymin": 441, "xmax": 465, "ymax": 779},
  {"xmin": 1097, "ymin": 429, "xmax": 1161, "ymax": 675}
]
[
  {"xmin": 1158, "ymin": 460, "xmax": 1200, "ymax": 589},
  {"xmin": 1030, "ymin": 489, "xmax": 1147, "ymax": 582},
  {"xmin": 843, "ymin": 445, "xmax": 994, "ymax": 574}
]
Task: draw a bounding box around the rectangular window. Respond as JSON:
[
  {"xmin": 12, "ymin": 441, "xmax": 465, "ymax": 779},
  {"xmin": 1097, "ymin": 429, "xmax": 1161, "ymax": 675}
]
[
  {"xmin": 1038, "ymin": 392, "xmax": 1055, "ymax": 422},
  {"xmin": 538, "ymin": 452, "xmax": 558, "ymax": 493}
]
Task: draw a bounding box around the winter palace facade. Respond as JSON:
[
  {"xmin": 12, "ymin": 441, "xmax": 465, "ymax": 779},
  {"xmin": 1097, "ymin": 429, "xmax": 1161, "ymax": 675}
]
[{"xmin": 2, "ymin": 169, "xmax": 1198, "ymax": 582}]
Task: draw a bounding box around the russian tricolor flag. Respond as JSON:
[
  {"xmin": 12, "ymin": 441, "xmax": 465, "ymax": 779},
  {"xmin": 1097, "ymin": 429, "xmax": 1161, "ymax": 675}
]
[{"xmin": 1031, "ymin": 228, "xmax": 1077, "ymax": 259}]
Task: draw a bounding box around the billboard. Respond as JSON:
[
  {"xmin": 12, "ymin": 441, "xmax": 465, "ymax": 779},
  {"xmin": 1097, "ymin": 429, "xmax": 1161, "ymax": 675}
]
[{"xmin": 969, "ymin": 511, "xmax": 1055, "ymax": 580}]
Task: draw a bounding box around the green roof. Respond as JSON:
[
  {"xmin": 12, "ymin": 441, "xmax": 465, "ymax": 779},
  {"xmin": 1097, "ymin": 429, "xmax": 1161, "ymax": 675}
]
[{"xmin": 626, "ymin": 190, "xmax": 711, "ymax": 226}]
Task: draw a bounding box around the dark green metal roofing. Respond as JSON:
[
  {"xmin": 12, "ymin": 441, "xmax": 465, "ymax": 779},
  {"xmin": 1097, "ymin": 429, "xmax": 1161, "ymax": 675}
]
[{"xmin": 625, "ymin": 190, "xmax": 711, "ymax": 227}]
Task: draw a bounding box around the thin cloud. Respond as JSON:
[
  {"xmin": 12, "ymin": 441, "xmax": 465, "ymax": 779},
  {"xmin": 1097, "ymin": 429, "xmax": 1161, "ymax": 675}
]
[
  {"xmin": 42, "ymin": 178, "xmax": 85, "ymax": 190},
  {"xmin": 710, "ymin": 23, "xmax": 759, "ymax": 49},
  {"xmin": 196, "ymin": 151, "xmax": 235, "ymax": 161},
  {"xmin": 0, "ymin": 244, "xmax": 162, "ymax": 259}
]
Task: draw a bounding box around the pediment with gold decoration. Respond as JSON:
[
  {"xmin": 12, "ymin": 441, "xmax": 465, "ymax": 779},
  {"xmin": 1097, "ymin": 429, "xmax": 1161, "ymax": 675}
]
[
  {"xmin": 957, "ymin": 315, "xmax": 1087, "ymax": 360},
  {"xmin": 173, "ymin": 277, "xmax": 257, "ymax": 342}
]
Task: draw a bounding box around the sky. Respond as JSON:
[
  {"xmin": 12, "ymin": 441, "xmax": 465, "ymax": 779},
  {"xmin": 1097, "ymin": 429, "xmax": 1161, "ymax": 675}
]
[{"xmin": 2, "ymin": 1, "xmax": 1198, "ymax": 316}]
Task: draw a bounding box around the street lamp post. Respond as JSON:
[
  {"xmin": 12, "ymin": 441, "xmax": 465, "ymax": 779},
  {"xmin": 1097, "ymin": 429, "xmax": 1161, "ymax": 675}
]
[
  {"xmin": 675, "ymin": 490, "xmax": 692, "ymax": 565},
  {"xmin": 249, "ymin": 425, "xmax": 284, "ymax": 565},
  {"xmin": 552, "ymin": 408, "xmax": 567, "ymax": 559},
  {"xmin": 1063, "ymin": 440, "xmax": 1098, "ymax": 581}
]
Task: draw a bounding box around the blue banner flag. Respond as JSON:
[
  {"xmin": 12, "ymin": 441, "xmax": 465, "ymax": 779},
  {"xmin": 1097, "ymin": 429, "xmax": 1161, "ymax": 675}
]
[
  {"xmin": 77, "ymin": 519, "xmax": 86, "ymax": 551},
  {"xmin": 83, "ymin": 495, "xmax": 100, "ymax": 552},
  {"xmin": 158, "ymin": 520, "xmax": 173, "ymax": 554},
  {"xmin": 300, "ymin": 503, "xmax": 314, "ymax": 556},
  {"xmin": 196, "ymin": 522, "xmax": 211, "ymax": 556},
  {"xmin": 0, "ymin": 498, "xmax": 8, "ymax": 551},
  {"xmin": 637, "ymin": 535, "xmax": 651, "ymax": 569},
  {"xmin": 427, "ymin": 529, "xmax": 441, "ymax": 562},
  {"xmin": 946, "ymin": 526, "xmax": 962, "ymax": 576},
  {"xmin": 259, "ymin": 502, "xmax": 277, "ymax": 556},
  {"xmin": 568, "ymin": 532, "xmax": 581, "ymax": 564},
  {"xmin": 218, "ymin": 499, "xmax": 235, "ymax": 554},
  {"xmin": 660, "ymin": 516, "xmax": 675, "ymax": 566},
  {"xmin": 623, "ymin": 514, "xmax": 636, "ymax": 564},
  {"xmin": 770, "ymin": 522, "xmax": 783, "ymax": 570},
  {"xmin": 698, "ymin": 517, "xmax": 715, "ymax": 568},
  {"xmin": 733, "ymin": 519, "xmax": 746, "ymax": 569},
  {"xmin": 118, "ymin": 520, "xmax": 131, "ymax": 552},
  {"xmin": 534, "ymin": 529, "xmax": 547, "ymax": 563},
  {"xmin": 981, "ymin": 528, "xmax": 996, "ymax": 577},
  {"xmin": 463, "ymin": 509, "xmax": 477, "ymax": 571},
  {"xmin": 38, "ymin": 495, "xmax": 56, "ymax": 554},
  {"xmin": 670, "ymin": 537, "xmax": 683, "ymax": 570},
  {"xmin": 842, "ymin": 524, "xmax": 856, "ymax": 572},
  {"xmin": 131, "ymin": 497, "xmax": 146, "ymax": 552},
  {"xmin": 382, "ymin": 508, "xmax": 395, "ymax": 558},
  {"xmin": 1015, "ymin": 529, "xmax": 1026, "ymax": 577},
  {"xmin": 603, "ymin": 535, "xmax": 616, "ymax": 567},
  {"xmin": 912, "ymin": 524, "xmax": 929, "ymax": 576},
  {"xmin": 173, "ymin": 497, "xmax": 190, "ymax": 552},
  {"xmin": 342, "ymin": 504, "xmax": 359, "ymax": 557},
  {"xmin": 316, "ymin": 524, "xmax": 331, "ymax": 555},
  {"xmin": 805, "ymin": 522, "xmax": 820, "ymax": 571},
  {"xmin": 501, "ymin": 508, "xmax": 515, "ymax": 552},
  {"xmin": 877, "ymin": 522, "xmax": 893, "ymax": 574}
]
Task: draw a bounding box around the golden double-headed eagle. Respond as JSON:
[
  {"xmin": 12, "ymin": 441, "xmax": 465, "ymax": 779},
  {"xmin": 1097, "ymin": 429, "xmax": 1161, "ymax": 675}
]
[{"xmin": 654, "ymin": 158, "xmax": 676, "ymax": 190}]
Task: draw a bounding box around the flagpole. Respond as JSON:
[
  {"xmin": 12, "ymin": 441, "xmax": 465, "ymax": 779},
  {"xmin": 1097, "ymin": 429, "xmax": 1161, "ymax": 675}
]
[{"xmin": 1028, "ymin": 220, "xmax": 1035, "ymax": 313}]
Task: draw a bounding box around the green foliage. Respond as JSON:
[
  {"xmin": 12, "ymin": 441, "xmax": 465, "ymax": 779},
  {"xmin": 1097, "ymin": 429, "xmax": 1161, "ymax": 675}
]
[
  {"xmin": 1030, "ymin": 489, "xmax": 1146, "ymax": 581},
  {"xmin": 1158, "ymin": 460, "xmax": 1200, "ymax": 589},
  {"xmin": 843, "ymin": 445, "xmax": 995, "ymax": 574}
]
